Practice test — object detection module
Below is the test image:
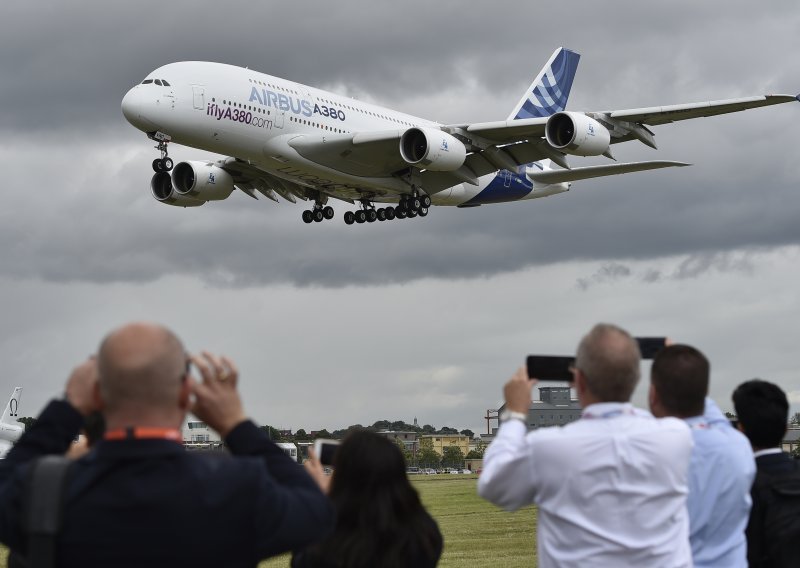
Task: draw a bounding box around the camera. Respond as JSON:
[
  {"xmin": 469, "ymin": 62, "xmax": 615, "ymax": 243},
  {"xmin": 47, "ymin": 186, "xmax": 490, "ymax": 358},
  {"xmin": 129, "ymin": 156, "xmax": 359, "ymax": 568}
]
[{"xmin": 313, "ymin": 439, "xmax": 340, "ymax": 466}]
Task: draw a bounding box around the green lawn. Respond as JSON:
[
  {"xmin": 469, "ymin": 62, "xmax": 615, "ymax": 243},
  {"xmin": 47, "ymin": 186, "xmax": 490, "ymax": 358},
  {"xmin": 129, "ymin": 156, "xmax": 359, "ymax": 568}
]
[
  {"xmin": 262, "ymin": 474, "xmax": 537, "ymax": 568},
  {"xmin": 0, "ymin": 475, "xmax": 538, "ymax": 568}
]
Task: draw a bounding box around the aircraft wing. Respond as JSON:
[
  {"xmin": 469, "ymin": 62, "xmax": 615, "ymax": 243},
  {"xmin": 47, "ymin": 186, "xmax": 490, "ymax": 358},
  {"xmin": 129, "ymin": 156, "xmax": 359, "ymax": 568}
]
[
  {"xmin": 450, "ymin": 94, "xmax": 798, "ymax": 145},
  {"xmin": 526, "ymin": 160, "xmax": 690, "ymax": 184}
]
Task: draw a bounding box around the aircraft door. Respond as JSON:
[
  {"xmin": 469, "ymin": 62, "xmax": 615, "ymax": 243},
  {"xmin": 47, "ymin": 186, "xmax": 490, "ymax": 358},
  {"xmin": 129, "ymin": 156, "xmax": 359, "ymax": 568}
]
[
  {"xmin": 274, "ymin": 110, "xmax": 285, "ymax": 129},
  {"xmin": 192, "ymin": 86, "xmax": 205, "ymax": 110}
]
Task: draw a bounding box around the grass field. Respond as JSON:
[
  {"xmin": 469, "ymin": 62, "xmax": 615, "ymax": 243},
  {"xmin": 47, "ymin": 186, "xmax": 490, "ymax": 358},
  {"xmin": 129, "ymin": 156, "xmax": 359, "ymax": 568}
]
[
  {"xmin": 261, "ymin": 474, "xmax": 537, "ymax": 568},
  {"xmin": 0, "ymin": 475, "xmax": 538, "ymax": 568}
]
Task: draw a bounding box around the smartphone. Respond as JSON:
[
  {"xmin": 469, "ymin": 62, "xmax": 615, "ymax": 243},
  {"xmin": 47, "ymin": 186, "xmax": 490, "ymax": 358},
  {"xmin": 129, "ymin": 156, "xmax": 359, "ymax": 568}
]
[
  {"xmin": 526, "ymin": 355, "xmax": 575, "ymax": 381},
  {"xmin": 635, "ymin": 337, "xmax": 668, "ymax": 360},
  {"xmin": 313, "ymin": 439, "xmax": 341, "ymax": 466}
]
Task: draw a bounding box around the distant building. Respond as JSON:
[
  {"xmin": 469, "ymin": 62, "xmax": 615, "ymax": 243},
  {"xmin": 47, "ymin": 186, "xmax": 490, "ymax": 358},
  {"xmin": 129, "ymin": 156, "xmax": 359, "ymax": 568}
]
[
  {"xmin": 496, "ymin": 386, "xmax": 582, "ymax": 431},
  {"xmin": 182, "ymin": 420, "xmax": 223, "ymax": 449},
  {"xmin": 420, "ymin": 434, "xmax": 469, "ymax": 457},
  {"xmin": 782, "ymin": 428, "xmax": 800, "ymax": 454}
]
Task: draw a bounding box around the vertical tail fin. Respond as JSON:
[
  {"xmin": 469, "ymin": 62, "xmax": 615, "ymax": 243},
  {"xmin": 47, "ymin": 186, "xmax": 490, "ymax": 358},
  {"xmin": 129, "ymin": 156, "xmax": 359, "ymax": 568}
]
[
  {"xmin": 507, "ymin": 47, "xmax": 580, "ymax": 121},
  {"xmin": 1, "ymin": 387, "xmax": 22, "ymax": 425}
]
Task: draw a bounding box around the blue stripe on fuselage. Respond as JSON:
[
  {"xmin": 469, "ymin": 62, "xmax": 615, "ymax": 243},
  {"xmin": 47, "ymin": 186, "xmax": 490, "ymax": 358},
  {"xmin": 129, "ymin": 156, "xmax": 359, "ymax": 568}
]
[{"xmin": 463, "ymin": 170, "xmax": 534, "ymax": 205}]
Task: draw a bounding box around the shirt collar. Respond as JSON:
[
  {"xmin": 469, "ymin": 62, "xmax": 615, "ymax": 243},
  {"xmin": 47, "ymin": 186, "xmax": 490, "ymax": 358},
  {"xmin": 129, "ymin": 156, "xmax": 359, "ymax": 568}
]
[
  {"xmin": 753, "ymin": 447, "xmax": 783, "ymax": 458},
  {"xmin": 582, "ymin": 402, "xmax": 635, "ymax": 419}
]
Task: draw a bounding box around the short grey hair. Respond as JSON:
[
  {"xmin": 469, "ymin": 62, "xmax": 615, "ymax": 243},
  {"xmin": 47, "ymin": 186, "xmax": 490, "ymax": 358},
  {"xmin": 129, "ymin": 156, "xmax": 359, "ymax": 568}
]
[{"xmin": 574, "ymin": 323, "xmax": 641, "ymax": 402}]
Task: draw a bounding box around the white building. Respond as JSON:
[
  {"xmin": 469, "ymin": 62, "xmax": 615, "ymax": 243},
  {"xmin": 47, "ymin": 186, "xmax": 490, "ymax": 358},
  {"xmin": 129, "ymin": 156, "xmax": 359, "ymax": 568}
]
[{"xmin": 182, "ymin": 420, "xmax": 223, "ymax": 449}]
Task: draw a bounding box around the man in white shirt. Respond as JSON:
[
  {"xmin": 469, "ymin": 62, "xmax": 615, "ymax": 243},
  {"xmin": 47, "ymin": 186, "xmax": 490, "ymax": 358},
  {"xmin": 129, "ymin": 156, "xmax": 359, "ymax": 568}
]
[{"xmin": 478, "ymin": 323, "xmax": 693, "ymax": 568}]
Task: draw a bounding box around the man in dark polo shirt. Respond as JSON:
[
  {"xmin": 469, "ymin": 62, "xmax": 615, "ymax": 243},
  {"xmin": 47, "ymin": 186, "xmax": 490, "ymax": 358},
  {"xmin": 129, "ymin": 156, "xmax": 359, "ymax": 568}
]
[{"xmin": 0, "ymin": 322, "xmax": 334, "ymax": 567}]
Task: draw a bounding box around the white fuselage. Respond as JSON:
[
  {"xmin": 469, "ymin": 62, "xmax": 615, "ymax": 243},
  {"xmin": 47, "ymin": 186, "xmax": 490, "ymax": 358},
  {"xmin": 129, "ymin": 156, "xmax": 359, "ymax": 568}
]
[{"xmin": 121, "ymin": 62, "xmax": 566, "ymax": 207}]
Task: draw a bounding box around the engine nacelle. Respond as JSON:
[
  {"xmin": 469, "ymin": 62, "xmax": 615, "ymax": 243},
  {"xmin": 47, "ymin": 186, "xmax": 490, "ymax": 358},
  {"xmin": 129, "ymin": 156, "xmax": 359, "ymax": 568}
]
[
  {"xmin": 150, "ymin": 172, "xmax": 205, "ymax": 207},
  {"xmin": 171, "ymin": 161, "xmax": 235, "ymax": 201},
  {"xmin": 545, "ymin": 112, "xmax": 611, "ymax": 156},
  {"xmin": 399, "ymin": 127, "xmax": 466, "ymax": 171}
]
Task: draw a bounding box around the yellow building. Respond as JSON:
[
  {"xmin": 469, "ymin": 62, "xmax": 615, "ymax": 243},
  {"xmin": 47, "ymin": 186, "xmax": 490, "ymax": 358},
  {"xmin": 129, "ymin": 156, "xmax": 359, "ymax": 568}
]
[{"xmin": 420, "ymin": 434, "xmax": 469, "ymax": 457}]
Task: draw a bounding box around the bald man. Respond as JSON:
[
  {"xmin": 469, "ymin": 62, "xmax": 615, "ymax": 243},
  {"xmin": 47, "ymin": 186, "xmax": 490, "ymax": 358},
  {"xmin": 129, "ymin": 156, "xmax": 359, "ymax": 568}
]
[{"xmin": 0, "ymin": 322, "xmax": 334, "ymax": 568}]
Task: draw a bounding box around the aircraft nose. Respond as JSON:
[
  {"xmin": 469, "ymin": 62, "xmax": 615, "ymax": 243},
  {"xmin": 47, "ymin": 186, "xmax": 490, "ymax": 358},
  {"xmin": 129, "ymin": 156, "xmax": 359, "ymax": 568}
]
[{"xmin": 121, "ymin": 86, "xmax": 157, "ymax": 131}]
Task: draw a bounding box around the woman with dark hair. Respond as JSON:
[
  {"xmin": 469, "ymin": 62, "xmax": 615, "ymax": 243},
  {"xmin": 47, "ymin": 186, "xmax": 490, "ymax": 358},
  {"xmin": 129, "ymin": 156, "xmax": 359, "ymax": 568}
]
[{"xmin": 292, "ymin": 430, "xmax": 443, "ymax": 568}]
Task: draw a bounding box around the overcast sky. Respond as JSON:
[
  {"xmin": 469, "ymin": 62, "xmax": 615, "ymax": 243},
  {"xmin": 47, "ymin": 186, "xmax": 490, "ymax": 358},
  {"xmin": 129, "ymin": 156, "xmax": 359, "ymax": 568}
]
[{"xmin": 1, "ymin": 0, "xmax": 799, "ymax": 435}]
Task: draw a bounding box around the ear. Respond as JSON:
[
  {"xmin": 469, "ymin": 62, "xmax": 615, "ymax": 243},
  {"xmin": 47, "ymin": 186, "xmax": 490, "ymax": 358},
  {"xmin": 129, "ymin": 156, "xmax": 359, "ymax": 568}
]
[
  {"xmin": 93, "ymin": 381, "xmax": 105, "ymax": 411},
  {"xmin": 648, "ymin": 383, "xmax": 662, "ymax": 417},
  {"xmin": 178, "ymin": 377, "xmax": 192, "ymax": 411}
]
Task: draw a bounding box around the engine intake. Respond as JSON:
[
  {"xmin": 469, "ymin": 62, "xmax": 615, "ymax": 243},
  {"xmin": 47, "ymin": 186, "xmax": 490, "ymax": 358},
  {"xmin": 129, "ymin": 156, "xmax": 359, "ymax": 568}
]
[
  {"xmin": 150, "ymin": 172, "xmax": 204, "ymax": 207},
  {"xmin": 171, "ymin": 161, "xmax": 235, "ymax": 201},
  {"xmin": 400, "ymin": 127, "xmax": 466, "ymax": 171},
  {"xmin": 545, "ymin": 112, "xmax": 611, "ymax": 156}
]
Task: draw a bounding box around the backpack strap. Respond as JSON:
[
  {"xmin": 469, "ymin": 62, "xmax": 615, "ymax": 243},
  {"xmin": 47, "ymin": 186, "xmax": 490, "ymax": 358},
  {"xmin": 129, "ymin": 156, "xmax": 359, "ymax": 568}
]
[{"xmin": 23, "ymin": 456, "xmax": 73, "ymax": 568}]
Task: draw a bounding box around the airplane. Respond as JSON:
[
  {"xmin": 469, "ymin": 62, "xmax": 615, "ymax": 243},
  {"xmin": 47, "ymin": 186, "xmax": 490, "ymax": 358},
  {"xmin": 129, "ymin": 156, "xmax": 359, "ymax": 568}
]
[
  {"xmin": 0, "ymin": 387, "xmax": 23, "ymax": 459},
  {"xmin": 121, "ymin": 48, "xmax": 798, "ymax": 225}
]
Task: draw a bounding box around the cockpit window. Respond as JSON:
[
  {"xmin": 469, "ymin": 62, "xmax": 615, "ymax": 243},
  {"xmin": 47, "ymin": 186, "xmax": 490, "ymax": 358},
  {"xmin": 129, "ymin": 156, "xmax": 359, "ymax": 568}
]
[
  {"xmin": 154, "ymin": 79, "xmax": 163, "ymax": 86},
  {"xmin": 142, "ymin": 79, "xmax": 154, "ymax": 84},
  {"xmin": 162, "ymin": 80, "xmax": 171, "ymax": 87}
]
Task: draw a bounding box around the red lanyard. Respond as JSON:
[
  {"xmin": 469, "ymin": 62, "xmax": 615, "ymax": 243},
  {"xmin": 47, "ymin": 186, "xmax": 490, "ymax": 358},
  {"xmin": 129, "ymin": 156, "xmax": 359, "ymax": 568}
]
[{"xmin": 104, "ymin": 427, "xmax": 182, "ymax": 443}]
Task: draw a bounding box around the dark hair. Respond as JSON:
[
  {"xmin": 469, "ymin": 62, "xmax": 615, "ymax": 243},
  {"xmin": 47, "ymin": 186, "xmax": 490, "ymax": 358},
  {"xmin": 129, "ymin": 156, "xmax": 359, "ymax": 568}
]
[
  {"xmin": 650, "ymin": 344, "xmax": 709, "ymax": 417},
  {"xmin": 732, "ymin": 379, "xmax": 788, "ymax": 449},
  {"xmin": 298, "ymin": 430, "xmax": 441, "ymax": 568}
]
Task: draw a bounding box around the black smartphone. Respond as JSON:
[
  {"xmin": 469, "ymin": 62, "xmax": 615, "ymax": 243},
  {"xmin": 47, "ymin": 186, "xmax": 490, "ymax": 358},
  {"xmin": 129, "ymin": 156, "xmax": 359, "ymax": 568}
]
[
  {"xmin": 314, "ymin": 439, "xmax": 340, "ymax": 466},
  {"xmin": 635, "ymin": 337, "xmax": 668, "ymax": 360},
  {"xmin": 526, "ymin": 355, "xmax": 575, "ymax": 381}
]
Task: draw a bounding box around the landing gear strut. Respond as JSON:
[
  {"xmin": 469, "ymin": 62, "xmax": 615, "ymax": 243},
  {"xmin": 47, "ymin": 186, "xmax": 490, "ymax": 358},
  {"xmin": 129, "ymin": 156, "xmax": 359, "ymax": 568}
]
[{"xmin": 150, "ymin": 133, "xmax": 173, "ymax": 172}]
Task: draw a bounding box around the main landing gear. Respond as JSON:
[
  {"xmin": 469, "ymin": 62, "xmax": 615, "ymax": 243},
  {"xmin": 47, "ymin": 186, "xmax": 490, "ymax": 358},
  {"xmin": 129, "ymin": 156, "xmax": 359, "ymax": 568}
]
[
  {"xmin": 342, "ymin": 192, "xmax": 430, "ymax": 225},
  {"xmin": 302, "ymin": 202, "xmax": 335, "ymax": 223}
]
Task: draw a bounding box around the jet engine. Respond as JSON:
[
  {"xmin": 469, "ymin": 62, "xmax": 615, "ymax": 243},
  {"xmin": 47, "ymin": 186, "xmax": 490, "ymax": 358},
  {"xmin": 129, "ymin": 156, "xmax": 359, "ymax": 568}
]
[
  {"xmin": 150, "ymin": 172, "xmax": 205, "ymax": 207},
  {"xmin": 399, "ymin": 127, "xmax": 466, "ymax": 171},
  {"xmin": 545, "ymin": 112, "xmax": 611, "ymax": 156},
  {"xmin": 171, "ymin": 161, "xmax": 235, "ymax": 201}
]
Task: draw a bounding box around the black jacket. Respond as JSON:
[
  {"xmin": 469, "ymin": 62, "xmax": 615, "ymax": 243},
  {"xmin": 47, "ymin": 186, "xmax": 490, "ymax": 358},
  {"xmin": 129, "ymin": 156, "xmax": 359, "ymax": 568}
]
[{"xmin": 0, "ymin": 400, "xmax": 334, "ymax": 567}]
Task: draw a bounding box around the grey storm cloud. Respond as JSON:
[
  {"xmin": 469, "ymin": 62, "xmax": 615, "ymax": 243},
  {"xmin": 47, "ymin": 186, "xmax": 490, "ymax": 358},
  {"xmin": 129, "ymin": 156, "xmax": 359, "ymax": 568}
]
[{"xmin": 0, "ymin": 0, "xmax": 799, "ymax": 289}]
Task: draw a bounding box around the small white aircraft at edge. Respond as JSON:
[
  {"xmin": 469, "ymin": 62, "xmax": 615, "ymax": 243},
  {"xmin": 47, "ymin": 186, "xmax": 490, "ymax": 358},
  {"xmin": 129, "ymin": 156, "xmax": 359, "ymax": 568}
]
[
  {"xmin": 121, "ymin": 48, "xmax": 798, "ymax": 225},
  {"xmin": 0, "ymin": 387, "xmax": 23, "ymax": 459}
]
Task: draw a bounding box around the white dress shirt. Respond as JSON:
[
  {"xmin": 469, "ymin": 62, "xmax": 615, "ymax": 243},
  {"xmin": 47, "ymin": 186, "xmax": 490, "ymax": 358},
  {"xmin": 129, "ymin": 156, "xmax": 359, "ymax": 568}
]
[{"xmin": 478, "ymin": 402, "xmax": 694, "ymax": 568}]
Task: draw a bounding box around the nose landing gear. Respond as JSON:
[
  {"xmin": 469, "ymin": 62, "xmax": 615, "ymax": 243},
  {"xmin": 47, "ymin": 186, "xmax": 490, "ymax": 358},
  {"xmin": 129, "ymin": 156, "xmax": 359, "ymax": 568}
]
[{"xmin": 149, "ymin": 132, "xmax": 173, "ymax": 172}]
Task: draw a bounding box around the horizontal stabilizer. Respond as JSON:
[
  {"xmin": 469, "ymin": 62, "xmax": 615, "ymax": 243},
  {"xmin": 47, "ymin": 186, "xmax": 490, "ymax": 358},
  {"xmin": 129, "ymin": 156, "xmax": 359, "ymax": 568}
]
[{"xmin": 527, "ymin": 161, "xmax": 690, "ymax": 184}]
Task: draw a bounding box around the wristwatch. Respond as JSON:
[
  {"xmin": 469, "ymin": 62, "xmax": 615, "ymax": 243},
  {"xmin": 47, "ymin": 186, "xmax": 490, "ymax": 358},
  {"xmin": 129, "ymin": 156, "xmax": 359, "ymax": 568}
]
[{"xmin": 499, "ymin": 410, "xmax": 527, "ymax": 423}]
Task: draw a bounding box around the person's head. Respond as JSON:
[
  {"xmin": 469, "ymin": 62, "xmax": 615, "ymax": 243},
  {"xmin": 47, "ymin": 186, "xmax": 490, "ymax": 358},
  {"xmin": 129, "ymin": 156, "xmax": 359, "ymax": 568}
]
[
  {"xmin": 572, "ymin": 323, "xmax": 641, "ymax": 404},
  {"xmin": 320, "ymin": 430, "xmax": 440, "ymax": 567},
  {"xmin": 732, "ymin": 379, "xmax": 788, "ymax": 450},
  {"xmin": 96, "ymin": 322, "xmax": 190, "ymax": 428},
  {"xmin": 649, "ymin": 344, "xmax": 709, "ymax": 418}
]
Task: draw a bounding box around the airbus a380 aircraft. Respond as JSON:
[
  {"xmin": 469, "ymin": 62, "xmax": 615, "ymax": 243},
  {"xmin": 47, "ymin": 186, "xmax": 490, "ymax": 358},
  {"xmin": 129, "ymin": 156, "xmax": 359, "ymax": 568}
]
[
  {"xmin": 0, "ymin": 387, "xmax": 23, "ymax": 459},
  {"xmin": 121, "ymin": 48, "xmax": 798, "ymax": 225}
]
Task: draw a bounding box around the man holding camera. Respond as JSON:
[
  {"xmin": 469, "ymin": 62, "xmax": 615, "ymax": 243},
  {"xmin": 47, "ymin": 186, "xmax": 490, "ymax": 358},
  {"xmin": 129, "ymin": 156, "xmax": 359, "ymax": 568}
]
[
  {"xmin": 649, "ymin": 345, "xmax": 754, "ymax": 568},
  {"xmin": 0, "ymin": 322, "xmax": 334, "ymax": 568},
  {"xmin": 478, "ymin": 323, "xmax": 693, "ymax": 568}
]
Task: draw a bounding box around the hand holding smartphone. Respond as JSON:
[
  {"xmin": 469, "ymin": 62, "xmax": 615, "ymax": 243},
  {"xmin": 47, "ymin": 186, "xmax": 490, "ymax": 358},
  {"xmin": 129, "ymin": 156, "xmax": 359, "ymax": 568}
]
[{"xmin": 313, "ymin": 439, "xmax": 341, "ymax": 466}]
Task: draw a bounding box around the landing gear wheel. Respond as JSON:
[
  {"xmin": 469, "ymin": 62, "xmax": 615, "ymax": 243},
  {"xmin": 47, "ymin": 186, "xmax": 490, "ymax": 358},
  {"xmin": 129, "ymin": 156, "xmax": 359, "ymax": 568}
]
[
  {"xmin": 385, "ymin": 207, "xmax": 396, "ymax": 221},
  {"xmin": 409, "ymin": 197, "xmax": 422, "ymax": 211},
  {"xmin": 418, "ymin": 207, "xmax": 429, "ymax": 217},
  {"xmin": 366, "ymin": 209, "xmax": 377, "ymax": 222},
  {"xmin": 152, "ymin": 158, "xmax": 163, "ymax": 173},
  {"xmin": 344, "ymin": 211, "xmax": 355, "ymax": 225},
  {"xmin": 420, "ymin": 195, "xmax": 431, "ymax": 208},
  {"xmin": 395, "ymin": 207, "xmax": 407, "ymax": 219},
  {"xmin": 407, "ymin": 209, "xmax": 418, "ymax": 218},
  {"xmin": 302, "ymin": 210, "xmax": 313, "ymax": 224},
  {"xmin": 323, "ymin": 206, "xmax": 334, "ymax": 220},
  {"xmin": 162, "ymin": 157, "xmax": 174, "ymax": 171},
  {"xmin": 313, "ymin": 209, "xmax": 324, "ymax": 222},
  {"xmin": 355, "ymin": 210, "xmax": 367, "ymax": 223},
  {"xmin": 376, "ymin": 208, "xmax": 386, "ymax": 221}
]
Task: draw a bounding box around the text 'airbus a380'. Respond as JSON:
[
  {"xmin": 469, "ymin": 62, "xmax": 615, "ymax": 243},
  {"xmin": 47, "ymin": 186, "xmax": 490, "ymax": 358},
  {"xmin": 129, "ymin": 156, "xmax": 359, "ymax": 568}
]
[{"xmin": 121, "ymin": 48, "xmax": 798, "ymax": 225}]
